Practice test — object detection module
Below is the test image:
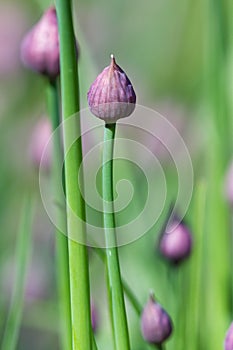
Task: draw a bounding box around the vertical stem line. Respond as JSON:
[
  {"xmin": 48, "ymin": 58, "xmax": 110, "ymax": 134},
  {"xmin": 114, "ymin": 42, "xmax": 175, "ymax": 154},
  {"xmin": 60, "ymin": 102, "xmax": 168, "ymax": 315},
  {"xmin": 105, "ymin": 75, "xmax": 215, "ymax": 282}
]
[
  {"xmin": 187, "ymin": 181, "xmax": 206, "ymax": 349},
  {"xmin": 203, "ymin": 0, "xmax": 231, "ymax": 348},
  {"xmin": 1, "ymin": 196, "xmax": 34, "ymax": 350},
  {"xmin": 47, "ymin": 80, "xmax": 72, "ymax": 350},
  {"xmin": 56, "ymin": 1, "xmax": 92, "ymax": 349},
  {"xmin": 103, "ymin": 123, "xmax": 130, "ymax": 350}
]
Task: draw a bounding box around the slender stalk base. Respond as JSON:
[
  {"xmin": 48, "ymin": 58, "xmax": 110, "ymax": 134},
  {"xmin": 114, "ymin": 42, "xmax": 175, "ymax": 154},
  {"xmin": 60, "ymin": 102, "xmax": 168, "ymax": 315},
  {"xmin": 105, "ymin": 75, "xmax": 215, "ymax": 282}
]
[
  {"xmin": 47, "ymin": 80, "xmax": 72, "ymax": 350},
  {"xmin": 56, "ymin": 1, "xmax": 92, "ymax": 349},
  {"xmin": 103, "ymin": 123, "xmax": 130, "ymax": 350}
]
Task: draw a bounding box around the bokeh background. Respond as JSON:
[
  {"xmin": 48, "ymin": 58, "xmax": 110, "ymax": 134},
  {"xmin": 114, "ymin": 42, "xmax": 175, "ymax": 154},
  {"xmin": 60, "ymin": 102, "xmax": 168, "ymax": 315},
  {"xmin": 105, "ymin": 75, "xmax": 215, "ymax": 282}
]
[{"xmin": 0, "ymin": 0, "xmax": 232, "ymax": 349}]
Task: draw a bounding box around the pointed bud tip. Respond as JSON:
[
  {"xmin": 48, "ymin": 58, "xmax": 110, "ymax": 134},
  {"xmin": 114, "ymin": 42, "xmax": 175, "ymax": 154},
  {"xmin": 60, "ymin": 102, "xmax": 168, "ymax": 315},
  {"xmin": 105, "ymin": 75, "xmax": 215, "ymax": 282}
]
[{"xmin": 110, "ymin": 54, "xmax": 116, "ymax": 66}]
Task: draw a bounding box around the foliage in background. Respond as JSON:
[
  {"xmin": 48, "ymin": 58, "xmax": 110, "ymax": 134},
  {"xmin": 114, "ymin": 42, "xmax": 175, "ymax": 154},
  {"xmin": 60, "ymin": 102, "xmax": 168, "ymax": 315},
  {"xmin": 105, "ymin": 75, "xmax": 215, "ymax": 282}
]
[{"xmin": 0, "ymin": 0, "xmax": 232, "ymax": 349}]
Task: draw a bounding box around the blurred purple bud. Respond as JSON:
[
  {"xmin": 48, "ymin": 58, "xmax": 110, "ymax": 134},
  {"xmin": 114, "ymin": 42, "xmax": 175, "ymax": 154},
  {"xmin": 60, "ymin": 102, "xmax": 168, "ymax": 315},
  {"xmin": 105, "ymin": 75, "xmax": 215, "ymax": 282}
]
[
  {"xmin": 225, "ymin": 162, "xmax": 233, "ymax": 206},
  {"xmin": 87, "ymin": 54, "xmax": 136, "ymax": 123},
  {"xmin": 91, "ymin": 300, "xmax": 99, "ymax": 333},
  {"xmin": 20, "ymin": 7, "xmax": 60, "ymax": 80},
  {"xmin": 225, "ymin": 322, "xmax": 233, "ymax": 350},
  {"xmin": 29, "ymin": 117, "xmax": 52, "ymax": 170},
  {"xmin": 159, "ymin": 217, "xmax": 192, "ymax": 264},
  {"xmin": 3, "ymin": 259, "xmax": 48, "ymax": 303},
  {"xmin": 141, "ymin": 294, "xmax": 172, "ymax": 345}
]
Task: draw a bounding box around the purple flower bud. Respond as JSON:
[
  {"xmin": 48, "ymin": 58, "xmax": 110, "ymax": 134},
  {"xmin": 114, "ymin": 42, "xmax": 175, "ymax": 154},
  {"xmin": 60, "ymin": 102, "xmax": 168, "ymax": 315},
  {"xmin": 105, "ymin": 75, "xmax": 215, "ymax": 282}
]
[
  {"xmin": 159, "ymin": 217, "xmax": 192, "ymax": 264},
  {"xmin": 225, "ymin": 322, "xmax": 233, "ymax": 350},
  {"xmin": 20, "ymin": 7, "xmax": 60, "ymax": 80},
  {"xmin": 29, "ymin": 117, "xmax": 52, "ymax": 170},
  {"xmin": 3, "ymin": 259, "xmax": 48, "ymax": 303},
  {"xmin": 141, "ymin": 294, "xmax": 172, "ymax": 345},
  {"xmin": 87, "ymin": 55, "xmax": 136, "ymax": 123},
  {"xmin": 91, "ymin": 300, "xmax": 98, "ymax": 333}
]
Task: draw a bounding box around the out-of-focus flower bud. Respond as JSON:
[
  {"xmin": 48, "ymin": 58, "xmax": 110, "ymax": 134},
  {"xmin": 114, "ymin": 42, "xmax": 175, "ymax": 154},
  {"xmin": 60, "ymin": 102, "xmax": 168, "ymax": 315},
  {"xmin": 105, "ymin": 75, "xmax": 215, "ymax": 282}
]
[
  {"xmin": 225, "ymin": 322, "xmax": 233, "ymax": 350},
  {"xmin": 20, "ymin": 7, "xmax": 60, "ymax": 80},
  {"xmin": 141, "ymin": 294, "xmax": 172, "ymax": 345},
  {"xmin": 159, "ymin": 216, "xmax": 192, "ymax": 264},
  {"xmin": 3, "ymin": 259, "xmax": 48, "ymax": 303},
  {"xmin": 29, "ymin": 117, "xmax": 52, "ymax": 170},
  {"xmin": 87, "ymin": 54, "xmax": 136, "ymax": 124},
  {"xmin": 91, "ymin": 300, "xmax": 99, "ymax": 333},
  {"xmin": 225, "ymin": 162, "xmax": 233, "ymax": 206}
]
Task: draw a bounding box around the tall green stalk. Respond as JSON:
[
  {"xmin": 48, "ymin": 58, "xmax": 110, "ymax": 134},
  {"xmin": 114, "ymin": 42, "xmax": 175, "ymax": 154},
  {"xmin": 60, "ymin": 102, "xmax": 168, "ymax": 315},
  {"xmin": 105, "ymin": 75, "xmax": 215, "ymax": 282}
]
[
  {"xmin": 47, "ymin": 80, "xmax": 72, "ymax": 350},
  {"xmin": 185, "ymin": 182, "xmax": 206, "ymax": 350},
  {"xmin": 1, "ymin": 196, "xmax": 34, "ymax": 350},
  {"xmin": 204, "ymin": 0, "xmax": 232, "ymax": 347},
  {"xmin": 56, "ymin": 1, "xmax": 92, "ymax": 349},
  {"xmin": 102, "ymin": 123, "xmax": 130, "ymax": 350}
]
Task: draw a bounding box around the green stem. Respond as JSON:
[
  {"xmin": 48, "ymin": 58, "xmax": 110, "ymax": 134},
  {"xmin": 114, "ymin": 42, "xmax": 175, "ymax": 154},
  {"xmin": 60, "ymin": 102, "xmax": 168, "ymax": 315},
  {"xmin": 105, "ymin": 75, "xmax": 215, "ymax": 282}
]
[
  {"xmin": 186, "ymin": 181, "xmax": 206, "ymax": 349},
  {"xmin": 122, "ymin": 280, "xmax": 142, "ymax": 317},
  {"xmin": 1, "ymin": 196, "xmax": 34, "ymax": 350},
  {"xmin": 103, "ymin": 123, "xmax": 130, "ymax": 350},
  {"xmin": 47, "ymin": 80, "xmax": 72, "ymax": 350},
  {"xmin": 93, "ymin": 247, "xmax": 162, "ymax": 350},
  {"xmin": 92, "ymin": 334, "xmax": 98, "ymax": 350},
  {"xmin": 203, "ymin": 0, "xmax": 231, "ymax": 347},
  {"xmin": 56, "ymin": 2, "xmax": 92, "ymax": 350}
]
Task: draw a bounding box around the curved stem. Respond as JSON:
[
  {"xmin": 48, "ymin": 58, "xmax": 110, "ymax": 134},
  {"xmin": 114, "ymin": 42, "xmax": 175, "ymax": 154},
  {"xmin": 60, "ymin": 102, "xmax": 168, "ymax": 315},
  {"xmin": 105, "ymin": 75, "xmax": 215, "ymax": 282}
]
[
  {"xmin": 93, "ymin": 246, "xmax": 142, "ymax": 316},
  {"xmin": 47, "ymin": 80, "xmax": 72, "ymax": 350},
  {"xmin": 103, "ymin": 123, "xmax": 130, "ymax": 350},
  {"xmin": 56, "ymin": 1, "xmax": 92, "ymax": 349}
]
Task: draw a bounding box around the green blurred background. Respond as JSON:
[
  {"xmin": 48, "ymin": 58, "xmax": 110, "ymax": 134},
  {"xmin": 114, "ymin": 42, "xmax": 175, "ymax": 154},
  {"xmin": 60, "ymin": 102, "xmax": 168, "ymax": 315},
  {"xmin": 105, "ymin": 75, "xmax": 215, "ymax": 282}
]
[{"xmin": 0, "ymin": 0, "xmax": 232, "ymax": 349}]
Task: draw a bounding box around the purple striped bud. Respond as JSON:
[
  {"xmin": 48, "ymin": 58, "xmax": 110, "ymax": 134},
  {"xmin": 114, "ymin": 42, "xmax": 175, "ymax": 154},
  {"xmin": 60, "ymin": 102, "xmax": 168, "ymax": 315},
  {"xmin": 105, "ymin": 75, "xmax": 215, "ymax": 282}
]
[
  {"xmin": 225, "ymin": 323, "xmax": 233, "ymax": 350},
  {"xmin": 141, "ymin": 294, "xmax": 172, "ymax": 345},
  {"xmin": 159, "ymin": 217, "xmax": 192, "ymax": 264},
  {"xmin": 87, "ymin": 55, "xmax": 136, "ymax": 123},
  {"xmin": 20, "ymin": 7, "xmax": 59, "ymax": 80}
]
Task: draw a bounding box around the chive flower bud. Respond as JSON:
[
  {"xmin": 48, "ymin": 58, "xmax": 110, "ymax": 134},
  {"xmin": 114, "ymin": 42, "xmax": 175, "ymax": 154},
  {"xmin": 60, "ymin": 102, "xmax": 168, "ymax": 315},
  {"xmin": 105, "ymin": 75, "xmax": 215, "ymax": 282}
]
[
  {"xmin": 87, "ymin": 55, "xmax": 136, "ymax": 123},
  {"xmin": 159, "ymin": 217, "xmax": 192, "ymax": 264},
  {"xmin": 20, "ymin": 7, "xmax": 60, "ymax": 80},
  {"xmin": 141, "ymin": 294, "xmax": 172, "ymax": 345},
  {"xmin": 225, "ymin": 323, "xmax": 233, "ymax": 350}
]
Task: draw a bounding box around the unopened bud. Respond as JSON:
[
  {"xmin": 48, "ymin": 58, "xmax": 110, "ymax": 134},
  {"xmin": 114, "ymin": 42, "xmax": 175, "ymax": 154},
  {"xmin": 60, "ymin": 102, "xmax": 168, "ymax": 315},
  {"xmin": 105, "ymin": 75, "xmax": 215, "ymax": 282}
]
[
  {"xmin": 141, "ymin": 294, "xmax": 172, "ymax": 345},
  {"xmin": 20, "ymin": 7, "xmax": 59, "ymax": 80},
  {"xmin": 159, "ymin": 217, "xmax": 192, "ymax": 264},
  {"xmin": 87, "ymin": 55, "xmax": 136, "ymax": 123}
]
